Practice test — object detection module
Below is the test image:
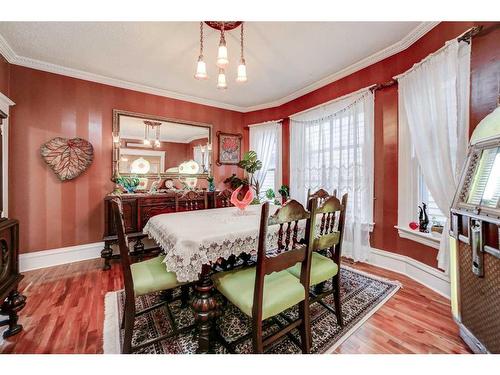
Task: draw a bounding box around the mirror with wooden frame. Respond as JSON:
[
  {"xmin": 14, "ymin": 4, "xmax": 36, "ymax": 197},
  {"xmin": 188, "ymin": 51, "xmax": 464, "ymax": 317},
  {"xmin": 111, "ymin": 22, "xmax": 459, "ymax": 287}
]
[{"xmin": 112, "ymin": 110, "xmax": 213, "ymax": 182}]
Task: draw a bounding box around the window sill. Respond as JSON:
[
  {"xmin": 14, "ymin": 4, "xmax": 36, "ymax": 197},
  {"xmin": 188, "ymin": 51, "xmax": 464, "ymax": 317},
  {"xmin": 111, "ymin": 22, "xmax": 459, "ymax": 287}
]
[{"xmin": 395, "ymin": 225, "xmax": 441, "ymax": 250}]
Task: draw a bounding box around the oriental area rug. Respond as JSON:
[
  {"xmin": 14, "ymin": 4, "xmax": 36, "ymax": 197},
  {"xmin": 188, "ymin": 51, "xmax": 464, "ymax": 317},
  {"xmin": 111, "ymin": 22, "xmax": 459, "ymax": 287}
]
[{"xmin": 103, "ymin": 266, "xmax": 400, "ymax": 354}]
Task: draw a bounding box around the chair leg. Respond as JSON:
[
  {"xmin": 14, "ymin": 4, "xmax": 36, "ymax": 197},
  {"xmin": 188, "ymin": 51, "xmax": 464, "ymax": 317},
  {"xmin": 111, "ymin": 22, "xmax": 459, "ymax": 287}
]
[
  {"xmin": 332, "ymin": 274, "xmax": 343, "ymax": 327},
  {"xmin": 252, "ymin": 319, "xmax": 264, "ymax": 354},
  {"xmin": 180, "ymin": 285, "xmax": 190, "ymax": 308},
  {"xmin": 299, "ymin": 300, "xmax": 312, "ymax": 354},
  {"xmin": 122, "ymin": 298, "xmax": 136, "ymax": 354}
]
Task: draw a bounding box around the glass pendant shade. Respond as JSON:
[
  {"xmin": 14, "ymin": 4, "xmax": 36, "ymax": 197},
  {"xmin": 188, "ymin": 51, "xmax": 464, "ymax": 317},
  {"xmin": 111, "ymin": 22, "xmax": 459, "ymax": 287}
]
[
  {"xmin": 216, "ymin": 42, "xmax": 229, "ymax": 68},
  {"xmin": 143, "ymin": 139, "xmax": 151, "ymax": 146},
  {"xmin": 217, "ymin": 69, "xmax": 227, "ymax": 89},
  {"xmin": 236, "ymin": 59, "xmax": 247, "ymax": 82},
  {"xmin": 194, "ymin": 57, "xmax": 208, "ymax": 79},
  {"xmin": 154, "ymin": 139, "xmax": 161, "ymax": 148}
]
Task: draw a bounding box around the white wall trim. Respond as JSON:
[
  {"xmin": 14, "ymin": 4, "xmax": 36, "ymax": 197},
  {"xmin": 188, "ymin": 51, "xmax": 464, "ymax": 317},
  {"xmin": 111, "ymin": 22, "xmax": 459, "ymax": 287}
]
[
  {"xmin": 368, "ymin": 247, "xmax": 450, "ymax": 299},
  {"xmin": 0, "ymin": 22, "xmax": 439, "ymax": 113},
  {"xmin": 0, "ymin": 92, "xmax": 15, "ymax": 218},
  {"xmin": 396, "ymin": 225, "xmax": 441, "ymax": 250},
  {"xmin": 19, "ymin": 242, "xmax": 103, "ymax": 272}
]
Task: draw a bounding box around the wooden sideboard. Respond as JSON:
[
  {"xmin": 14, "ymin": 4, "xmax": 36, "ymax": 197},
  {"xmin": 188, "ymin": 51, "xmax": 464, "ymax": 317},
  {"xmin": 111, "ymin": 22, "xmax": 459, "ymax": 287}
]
[
  {"xmin": 101, "ymin": 191, "xmax": 222, "ymax": 270},
  {"xmin": 0, "ymin": 219, "xmax": 26, "ymax": 338}
]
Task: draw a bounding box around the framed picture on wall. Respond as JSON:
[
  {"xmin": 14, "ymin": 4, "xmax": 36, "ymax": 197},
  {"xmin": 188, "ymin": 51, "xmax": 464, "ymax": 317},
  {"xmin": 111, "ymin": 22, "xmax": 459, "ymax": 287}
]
[{"xmin": 216, "ymin": 131, "xmax": 242, "ymax": 165}]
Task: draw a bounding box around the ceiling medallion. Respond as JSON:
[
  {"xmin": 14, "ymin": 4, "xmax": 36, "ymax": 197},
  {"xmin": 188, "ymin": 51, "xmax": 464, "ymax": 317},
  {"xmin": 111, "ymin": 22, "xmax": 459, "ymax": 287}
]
[{"xmin": 194, "ymin": 21, "xmax": 247, "ymax": 89}]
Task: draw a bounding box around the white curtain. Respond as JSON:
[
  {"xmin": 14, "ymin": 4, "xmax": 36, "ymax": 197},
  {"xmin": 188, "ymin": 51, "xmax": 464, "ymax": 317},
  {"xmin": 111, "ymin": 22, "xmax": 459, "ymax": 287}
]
[
  {"xmin": 398, "ymin": 39, "xmax": 471, "ymax": 272},
  {"xmin": 290, "ymin": 89, "xmax": 374, "ymax": 262},
  {"xmin": 249, "ymin": 121, "xmax": 281, "ymax": 197}
]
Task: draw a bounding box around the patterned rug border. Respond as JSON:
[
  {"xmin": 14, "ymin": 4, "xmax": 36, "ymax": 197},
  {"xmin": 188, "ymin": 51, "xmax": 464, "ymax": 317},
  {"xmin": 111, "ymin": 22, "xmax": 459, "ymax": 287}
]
[{"xmin": 103, "ymin": 266, "xmax": 401, "ymax": 354}]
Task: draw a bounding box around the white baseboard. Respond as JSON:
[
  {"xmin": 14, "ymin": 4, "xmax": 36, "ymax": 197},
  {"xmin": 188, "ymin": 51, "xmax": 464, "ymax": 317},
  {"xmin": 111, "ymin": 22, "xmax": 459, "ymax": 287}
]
[
  {"xmin": 19, "ymin": 242, "xmax": 451, "ymax": 300},
  {"xmin": 367, "ymin": 247, "xmax": 450, "ymax": 299},
  {"xmin": 20, "ymin": 242, "xmax": 104, "ymax": 272}
]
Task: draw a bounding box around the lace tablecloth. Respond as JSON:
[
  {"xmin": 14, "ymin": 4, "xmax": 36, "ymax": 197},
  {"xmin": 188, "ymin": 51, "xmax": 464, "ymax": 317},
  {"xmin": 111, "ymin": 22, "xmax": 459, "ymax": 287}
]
[{"xmin": 143, "ymin": 204, "xmax": 301, "ymax": 282}]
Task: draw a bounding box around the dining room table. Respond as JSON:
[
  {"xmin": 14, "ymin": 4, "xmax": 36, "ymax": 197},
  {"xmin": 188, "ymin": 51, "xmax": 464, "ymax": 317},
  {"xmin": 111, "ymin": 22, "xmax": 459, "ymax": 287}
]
[{"xmin": 142, "ymin": 203, "xmax": 312, "ymax": 353}]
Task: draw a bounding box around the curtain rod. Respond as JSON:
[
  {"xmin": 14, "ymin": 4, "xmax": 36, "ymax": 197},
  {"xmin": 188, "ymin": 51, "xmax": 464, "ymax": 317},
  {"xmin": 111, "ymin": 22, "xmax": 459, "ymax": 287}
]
[
  {"xmin": 394, "ymin": 26, "xmax": 484, "ymax": 81},
  {"xmin": 289, "ymin": 84, "xmax": 376, "ymax": 118},
  {"xmin": 370, "ymin": 79, "xmax": 397, "ymax": 92},
  {"xmin": 245, "ymin": 119, "xmax": 283, "ymax": 128},
  {"xmin": 457, "ymin": 25, "xmax": 484, "ymax": 44}
]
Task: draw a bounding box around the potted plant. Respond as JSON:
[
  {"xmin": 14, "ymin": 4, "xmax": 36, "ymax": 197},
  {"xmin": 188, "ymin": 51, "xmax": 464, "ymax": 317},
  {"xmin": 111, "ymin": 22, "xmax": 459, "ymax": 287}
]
[
  {"xmin": 238, "ymin": 150, "xmax": 263, "ymax": 197},
  {"xmin": 266, "ymin": 188, "xmax": 281, "ymax": 206},
  {"xmin": 278, "ymin": 184, "xmax": 290, "ymax": 204}
]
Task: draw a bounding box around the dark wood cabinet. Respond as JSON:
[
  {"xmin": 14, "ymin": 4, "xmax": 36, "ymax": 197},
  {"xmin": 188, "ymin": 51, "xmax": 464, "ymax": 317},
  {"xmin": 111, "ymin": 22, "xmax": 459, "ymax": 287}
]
[
  {"xmin": 101, "ymin": 191, "xmax": 219, "ymax": 270},
  {"xmin": 0, "ymin": 108, "xmax": 26, "ymax": 338}
]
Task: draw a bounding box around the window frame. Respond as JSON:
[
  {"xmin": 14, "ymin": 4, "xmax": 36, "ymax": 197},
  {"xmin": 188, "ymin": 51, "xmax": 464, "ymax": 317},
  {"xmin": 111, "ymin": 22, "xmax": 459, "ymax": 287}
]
[
  {"xmin": 397, "ymin": 105, "xmax": 441, "ymax": 249},
  {"xmin": 249, "ymin": 122, "xmax": 282, "ymax": 201}
]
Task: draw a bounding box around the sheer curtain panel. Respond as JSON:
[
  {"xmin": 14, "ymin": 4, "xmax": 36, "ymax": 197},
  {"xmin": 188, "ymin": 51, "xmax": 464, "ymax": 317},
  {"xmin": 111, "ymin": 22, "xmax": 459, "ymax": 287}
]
[
  {"xmin": 249, "ymin": 121, "xmax": 282, "ymax": 198},
  {"xmin": 397, "ymin": 39, "xmax": 471, "ymax": 272},
  {"xmin": 290, "ymin": 89, "xmax": 374, "ymax": 262}
]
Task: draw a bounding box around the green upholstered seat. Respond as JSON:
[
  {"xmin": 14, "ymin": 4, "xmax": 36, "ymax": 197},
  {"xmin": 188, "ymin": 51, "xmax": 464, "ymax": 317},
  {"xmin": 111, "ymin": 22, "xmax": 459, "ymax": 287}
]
[
  {"xmin": 131, "ymin": 256, "xmax": 183, "ymax": 297},
  {"xmin": 287, "ymin": 252, "xmax": 338, "ymax": 286},
  {"xmin": 212, "ymin": 267, "xmax": 306, "ymax": 321}
]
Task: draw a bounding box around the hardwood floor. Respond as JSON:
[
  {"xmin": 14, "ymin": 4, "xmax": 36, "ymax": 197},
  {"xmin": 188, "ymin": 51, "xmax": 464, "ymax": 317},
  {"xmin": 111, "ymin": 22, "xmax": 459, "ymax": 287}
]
[{"xmin": 0, "ymin": 258, "xmax": 471, "ymax": 354}]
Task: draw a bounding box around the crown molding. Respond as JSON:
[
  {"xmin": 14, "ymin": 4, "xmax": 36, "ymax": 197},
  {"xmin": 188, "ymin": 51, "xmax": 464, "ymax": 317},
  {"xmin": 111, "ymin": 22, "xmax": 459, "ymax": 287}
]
[
  {"xmin": 0, "ymin": 22, "xmax": 439, "ymax": 113},
  {"xmin": 243, "ymin": 21, "xmax": 440, "ymax": 112}
]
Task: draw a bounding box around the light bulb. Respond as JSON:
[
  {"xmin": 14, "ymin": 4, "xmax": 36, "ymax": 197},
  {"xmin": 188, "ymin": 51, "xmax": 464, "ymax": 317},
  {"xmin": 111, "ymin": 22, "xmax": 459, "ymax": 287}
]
[
  {"xmin": 143, "ymin": 139, "xmax": 151, "ymax": 146},
  {"xmin": 154, "ymin": 140, "xmax": 161, "ymax": 148},
  {"xmin": 217, "ymin": 69, "xmax": 227, "ymax": 90},
  {"xmin": 236, "ymin": 59, "xmax": 247, "ymax": 83},
  {"xmin": 194, "ymin": 56, "xmax": 208, "ymax": 80},
  {"xmin": 216, "ymin": 41, "xmax": 229, "ymax": 68}
]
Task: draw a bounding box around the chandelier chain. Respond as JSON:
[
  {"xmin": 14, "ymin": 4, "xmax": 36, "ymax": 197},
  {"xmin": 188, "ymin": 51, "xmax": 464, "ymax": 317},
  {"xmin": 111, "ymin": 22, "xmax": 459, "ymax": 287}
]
[
  {"xmin": 240, "ymin": 22, "xmax": 244, "ymax": 61},
  {"xmin": 199, "ymin": 21, "xmax": 204, "ymax": 56}
]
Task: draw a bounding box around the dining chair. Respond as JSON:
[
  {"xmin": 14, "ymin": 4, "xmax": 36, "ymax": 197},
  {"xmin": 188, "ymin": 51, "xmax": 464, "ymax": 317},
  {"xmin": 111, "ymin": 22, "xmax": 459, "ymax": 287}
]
[
  {"xmin": 287, "ymin": 194, "xmax": 348, "ymax": 327},
  {"xmin": 175, "ymin": 190, "xmax": 208, "ymax": 212},
  {"xmin": 216, "ymin": 189, "xmax": 234, "ymax": 208},
  {"xmin": 212, "ymin": 199, "xmax": 318, "ymax": 353},
  {"xmin": 111, "ymin": 197, "xmax": 194, "ymax": 354},
  {"xmin": 307, "ymin": 188, "xmax": 337, "ymax": 206}
]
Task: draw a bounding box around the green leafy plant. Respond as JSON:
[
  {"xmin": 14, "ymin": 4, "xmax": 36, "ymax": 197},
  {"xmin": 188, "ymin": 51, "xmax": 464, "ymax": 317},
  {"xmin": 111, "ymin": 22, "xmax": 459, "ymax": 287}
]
[
  {"xmin": 117, "ymin": 176, "xmax": 140, "ymax": 193},
  {"xmin": 223, "ymin": 174, "xmax": 249, "ymax": 190},
  {"xmin": 278, "ymin": 184, "xmax": 290, "ymax": 199},
  {"xmin": 265, "ymin": 188, "xmax": 275, "ymax": 200},
  {"xmin": 223, "ymin": 150, "xmax": 264, "ymax": 200},
  {"xmin": 238, "ymin": 150, "xmax": 262, "ymax": 174},
  {"xmin": 239, "ymin": 150, "xmax": 263, "ymax": 197}
]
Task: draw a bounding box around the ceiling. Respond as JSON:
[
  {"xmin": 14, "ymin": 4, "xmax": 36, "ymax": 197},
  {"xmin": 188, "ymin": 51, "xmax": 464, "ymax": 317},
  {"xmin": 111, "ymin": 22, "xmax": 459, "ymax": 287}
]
[{"xmin": 0, "ymin": 22, "xmax": 438, "ymax": 112}]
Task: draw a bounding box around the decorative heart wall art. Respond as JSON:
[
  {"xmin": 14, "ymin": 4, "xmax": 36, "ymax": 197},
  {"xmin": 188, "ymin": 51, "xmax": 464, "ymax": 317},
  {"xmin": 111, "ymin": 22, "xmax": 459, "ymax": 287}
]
[{"xmin": 40, "ymin": 137, "xmax": 94, "ymax": 181}]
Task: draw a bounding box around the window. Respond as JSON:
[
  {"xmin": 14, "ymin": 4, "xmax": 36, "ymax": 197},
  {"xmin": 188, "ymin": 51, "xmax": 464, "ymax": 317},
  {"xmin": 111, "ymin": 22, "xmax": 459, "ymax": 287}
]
[
  {"xmin": 290, "ymin": 90, "xmax": 374, "ymax": 262},
  {"xmin": 249, "ymin": 122, "xmax": 282, "ymax": 200},
  {"xmin": 418, "ymin": 171, "xmax": 446, "ymax": 225}
]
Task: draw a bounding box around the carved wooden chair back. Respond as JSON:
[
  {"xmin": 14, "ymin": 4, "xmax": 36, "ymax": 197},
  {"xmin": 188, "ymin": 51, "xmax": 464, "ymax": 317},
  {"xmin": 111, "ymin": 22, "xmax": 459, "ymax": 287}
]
[
  {"xmin": 313, "ymin": 194, "xmax": 348, "ymax": 264},
  {"xmin": 175, "ymin": 190, "xmax": 208, "ymax": 212},
  {"xmin": 252, "ymin": 198, "xmax": 317, "ymax": 322},
  {"xmin": 216, "ymin": 189, "xmax": 233, "ymax": 208},
  {"xmin": 110, "ymin": 197, "xmax": 135, "ymax": 301},
  {"xmin": 307, "ymin": 188, "xmax": 337, "ymax": 207}
]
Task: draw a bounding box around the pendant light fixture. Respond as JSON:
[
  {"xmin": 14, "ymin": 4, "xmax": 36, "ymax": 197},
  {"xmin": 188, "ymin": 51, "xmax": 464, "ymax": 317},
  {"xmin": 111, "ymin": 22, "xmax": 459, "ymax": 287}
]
[
  {"xmin": 143, "ymin": 120, "xmax": 162, "ymax": 148},
  {"xmin": 194, "ymin": 22, "xmax": 208, "ymax": 80},
  {"xmin": 194, "ymin": 22, "xmax": 248, "ymax": 89},
  {"xmin": 236, "ymin": 22, "xmax": 247, "ymax": 83},
  {"xmin": 217, "ymin": 68, "xmax": 227, "ymax": 89},
  {"xmin": 216, "ymin": 24, "xmax": 229, "ymax": 69}
]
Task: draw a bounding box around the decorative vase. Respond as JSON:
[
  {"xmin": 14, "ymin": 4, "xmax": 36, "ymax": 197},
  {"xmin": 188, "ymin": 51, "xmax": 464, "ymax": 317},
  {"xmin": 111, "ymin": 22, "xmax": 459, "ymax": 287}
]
[
  {"xmin": 208, "ymin": 180, "xmax": 216, "ymax": 192},
  {"xmin": 231, "ymin": 185, "xmax": 254, "ymax": 214}
]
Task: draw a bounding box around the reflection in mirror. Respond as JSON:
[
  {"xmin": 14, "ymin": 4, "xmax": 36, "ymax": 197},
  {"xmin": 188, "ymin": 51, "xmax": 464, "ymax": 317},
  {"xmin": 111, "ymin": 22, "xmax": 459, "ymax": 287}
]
[
  {"xmin": 467, "ymin": 146, "xmax": 500, "ymax": 208},
  {"xmin": 113, "ymin": 111, "xmax": 212, "ymax": 180}
]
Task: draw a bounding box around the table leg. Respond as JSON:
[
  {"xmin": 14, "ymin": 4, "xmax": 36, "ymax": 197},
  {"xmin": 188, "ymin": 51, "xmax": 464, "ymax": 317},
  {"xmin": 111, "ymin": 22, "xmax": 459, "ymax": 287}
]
[{"xmin": 191, "ymin": 265, "xmax": 218, "ymax": 353}]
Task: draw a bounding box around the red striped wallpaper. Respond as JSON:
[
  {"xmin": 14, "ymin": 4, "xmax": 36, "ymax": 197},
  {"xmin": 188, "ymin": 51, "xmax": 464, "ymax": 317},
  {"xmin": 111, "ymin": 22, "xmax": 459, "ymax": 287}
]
[{"xmin": 8, "ymin": 66, "xmax": 244, "ymax": 253}]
